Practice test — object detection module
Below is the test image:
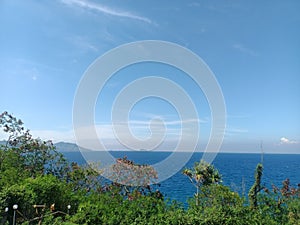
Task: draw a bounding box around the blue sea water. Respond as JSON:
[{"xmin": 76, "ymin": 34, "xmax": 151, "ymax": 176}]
[{"xmin": 63, "ymin": 151, "xmax": 300, "ymax": 205}]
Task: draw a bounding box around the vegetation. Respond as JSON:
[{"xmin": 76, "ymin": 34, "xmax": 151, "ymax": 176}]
[
  {"xmin": 0, "ymin": 112, "xmax": 299, "ymax": 224},
  {"xmin": 183, "ymin": 160, "xmax": 221, "ymax": 205},
  {"xmin": 248, "ymin": 163, "xmax": 263, "ymax": 208}
]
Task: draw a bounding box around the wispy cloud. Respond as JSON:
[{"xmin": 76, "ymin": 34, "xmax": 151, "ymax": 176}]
[
  {"xmin": 280, "ymin": 137, "xmax": 299, "ymax": 145},
  {"xmin": 1, "ymin": 117, "xmax": 203, "ymax": 150},
  {"xmin": 67, "ymin": 35, "xmax": 99, "ymax": 52},
  {"xmin": 23, "ymin": 117, "xmax": 200, "ymax": 150},
  {"xmin": 61, "ymin": 0, "xmax": 152, "ymax": 24},
  {"xmin": 77, "ymin": 121, "xmax": 199, "ymax": 150},
  {"xmin": 0, "ymin": 57, "xmax": 64, "ymax": 81},
  {"xmin": 227, "ymin": 114, "xmax": 251, "ymax": 119},
  {"xmin": 0, "ymin": 60, "xmax": 40, "ymax": 81},
  {"xmin": 188, "ymin": 2, "xmax": 242, "ymax": 14},
  {"xmin": 129, "ymin": 111, "xmax": 208, "ymax": 124},
  {"xmin": 224, "ymin": 127, "xmax": 248, "ymax": 138},
  {"xmin": 121, "ymin": 118, "xmax": 206, "ymax": 126},
  {"xmin": 31, "ymin": 129, "xmax": 75, "ymax": 143},
  {"xmin": 233, "ymin": 43, "xmax": 258, "ymax": 56},
  {"xmin": 0, "ymin": 129, "xmax": 75, "ymax": 144},
  {"xmin": 226, "ymin": 128, "xmax": 248, "ymax": 133}
]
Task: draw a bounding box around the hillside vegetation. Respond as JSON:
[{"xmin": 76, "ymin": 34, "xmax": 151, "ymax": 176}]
[{"xmin": 1, "ymin": 112, "xmax": 299, "ymax": 225}]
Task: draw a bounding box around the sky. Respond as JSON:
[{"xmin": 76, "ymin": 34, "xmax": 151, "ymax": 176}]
[{"xmin": 0, "ymin": 0, "xmax": 299, "ymax": 153}]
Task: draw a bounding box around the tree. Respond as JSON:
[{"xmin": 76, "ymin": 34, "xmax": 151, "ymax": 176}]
[
  {"xmin": 0, "ymin": 112, "xmax": 69, "ymax": 180},
  {"xmin": 248, "ymin": 163, "xmax": 263, "ymax": 208},
  {"xmin": 65, "ymin": 162, "xmax": 102, "ymax": 193},
  {"xmin": 109, "ymin": 156, "xmax": 158, "ymax": 186},
  {"xmin": 183, "ymin": 159, "xmax": 221, "ymax": 205},
  {"xmin": 105, "ymin": 156, "xmax": 159, "ymax": 199}
]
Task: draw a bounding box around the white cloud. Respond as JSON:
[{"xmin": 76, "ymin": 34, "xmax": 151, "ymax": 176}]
[
  {"xmin": 122, "ymin": 118, "xmax": 206, "ymax": 126},
  {"xmin": 0, "ymin": 129, "xmax": 75, "ymax": 144},
  {"xmin": 233, "ymin": 43, "xmax": 258, "ymax": 56},
  {"xmin": 226, "ymin": 127, "xmax": 248, "ymax": 133},
  {"xmin": 223, "ymin": 127, "xmax": 248, "ymax": 139},
  {"xmin": 67, "ymin": 35, "xmax": 99, "ymax": 52},
  {"xmin": 61, "ymin": 0, "xmax": 152, "ymax": 24},
  {"xmin": 188, "ymin": 2, "xmax": 201, "ymax": 7},
  {"xmin": 129, "ymin": 111, "xmax": 208, "ymax": 124},
  {"xmin": 1, "ymin": 117, "xmax": 203, "ymax": 150},
  {"xmin": 227, "ymin": 114, "xmax": 250, "ymax": 119},
  {"xmin": 0, "ymin": 58, "xmax": 64, "ymax": 82},
  {"xmin": 0, "ymin": 130, "xmax": 9, "ymax": 142},
  {"xmin": 72, "ymin": 118, "xmax": 202, "ymax": 150},
  {"xmin": 31, "ymin": 129, "xmax": 75, "ymax": 143},
  {"xmin": 280, "ymin": 137, "xmax": 298, "ymax": 145}
]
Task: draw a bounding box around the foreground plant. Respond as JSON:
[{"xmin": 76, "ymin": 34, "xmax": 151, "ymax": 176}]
[
  {"xmin": 183, "ymin": 159, "xmax": 221, "ymax": 205},
  {"xmin": 248, "ymin": 163, "xmax": 263, "ymax": 208}
]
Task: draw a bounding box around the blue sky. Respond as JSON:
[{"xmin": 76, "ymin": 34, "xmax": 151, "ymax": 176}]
[{"xmin": 0, "ymin": 0, "xmax": 299, "ymax": 153}]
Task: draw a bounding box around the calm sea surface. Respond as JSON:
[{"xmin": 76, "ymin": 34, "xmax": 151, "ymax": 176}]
[{"xmin": 63, "ymin": 151, "xmax": 300, "ymax": 205}]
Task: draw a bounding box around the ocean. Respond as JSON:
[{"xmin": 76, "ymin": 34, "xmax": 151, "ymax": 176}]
[{"xmin": 63, "ymin": 151, "xmax": 300, "ymax": 205}]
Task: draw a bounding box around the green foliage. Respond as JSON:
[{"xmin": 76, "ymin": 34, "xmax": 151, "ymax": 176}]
[
  {"xmin": 1, "ymin": 112, "xmax": 299, "ymax": 224},
  {"xmin": 186, "ymin": 184, "xmax": 247, "ymax": 224},
  {"xmin": 0, "ymin": 112, "xmax": 81, "ymax": 224},
  {"xmin": 65, "ymin": 162, "xmax": 102, "ymax": 193},
  {"xmin": 0, "ymin": 148, "xmax": 29, "ymax": 187},
  {"xmin": 183, "ymin": 159, "xmax": 221, "ymax": 205},
  {"xmin": 0, "ymin": 175, "xmax": 76, "ymax": 224},
  {"xmin": 70, "ymin": 191, "xmax": 185, "ymax": 225},
  {"xmin": 0, "ymin": 112, "xmax": 69, "ymax": 181},
  {"xmin": 256, "ymin": 179, "xmax": 300, "ymax": 225},
  {"xmin": 183, "ymin": 160, "xmax": 221, "ymax": 186},
  {"xmin": 248, "ymin": 163, "xmax": 263, "ymax": 208}
]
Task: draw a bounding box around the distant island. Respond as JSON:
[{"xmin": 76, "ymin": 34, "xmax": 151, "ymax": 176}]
[{"xmin": 54, "ymin": 141, "xmax": 91, "ymax": 152}]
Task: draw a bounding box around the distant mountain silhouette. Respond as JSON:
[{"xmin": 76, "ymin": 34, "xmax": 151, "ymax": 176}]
[
  {"xmin": 54, "ymin": 142, "xmax": 91, "ymax": 152},
  {"xmin": 0, "ymin": 140, "xmax": 90, "ymax": 152}
]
